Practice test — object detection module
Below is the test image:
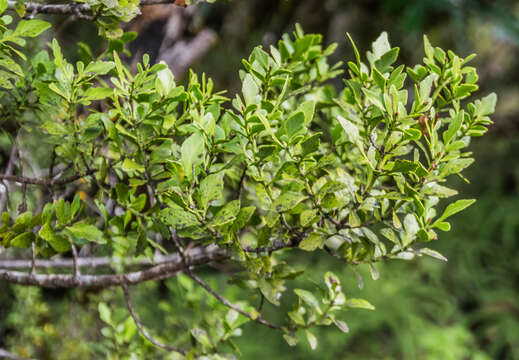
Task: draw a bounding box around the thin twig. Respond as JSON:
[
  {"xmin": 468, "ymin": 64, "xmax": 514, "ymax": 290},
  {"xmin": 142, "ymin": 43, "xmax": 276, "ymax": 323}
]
[
  {"xmin": 19, "ymin": 183, "xmax": 27, "ymax": 213},
  {"xmin": 7, "ymin": 0, "xmax": 198, "ymax": 17},
  {"xmin": 30, "ymin": 242, "xmax": 36, "ymax": 276},
  {"xmin": 167, "ymin": 228, "xmax": 284, "ymax": 330},
  {"xmin": 122, "ymin": 283, "xmax": 186, "ymax": 354},
  {"xmin": 0, "ymin": 143, "xmax": 17, "ymax": 211},
  {"xmin": 0, "ymin": 169, "xmax": 95, "ymax": 187},
  {"xmin": 257, "ymin": 292, "xmax": 265, "ymax": 313},
  {"xmin": 188, "ymin": 271, "xmax": 282, "ymax": 330},
  {"xmin": 237, "ymin": 167, "xmax": 247, "ymax": 201},
  {"xmin": 0, "ymin": 180, "xmax": 9, "ymax": 211},
  {"xmin": 71, "ymin": 244, "xmax": 80, "ymax": 280}
]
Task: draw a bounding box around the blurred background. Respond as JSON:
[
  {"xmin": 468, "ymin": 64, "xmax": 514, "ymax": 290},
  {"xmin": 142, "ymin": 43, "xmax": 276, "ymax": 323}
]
[{"xmin": 1, "ymin": 0, "xmax": 519, "ymax": 358}]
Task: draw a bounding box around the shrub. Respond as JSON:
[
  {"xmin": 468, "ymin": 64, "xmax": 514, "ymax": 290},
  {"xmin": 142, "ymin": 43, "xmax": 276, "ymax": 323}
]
[{"xmin": 0, "ymin": 1, "xmax": 496, "ymax": 358}]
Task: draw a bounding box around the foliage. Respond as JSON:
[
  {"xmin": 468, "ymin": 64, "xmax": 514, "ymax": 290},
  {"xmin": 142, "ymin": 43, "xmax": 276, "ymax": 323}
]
[
  {"xmin": 236, "ymin": 138, "xmax": 519, "ymax": 360},
  {"xmin": 0, "ymin": 0, "xmax": 497, "ymax": 358}
]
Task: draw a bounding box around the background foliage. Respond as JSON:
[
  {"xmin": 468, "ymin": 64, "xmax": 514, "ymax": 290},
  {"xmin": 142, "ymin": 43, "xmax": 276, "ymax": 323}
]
[{"xmin": 0, "ymin": 0, "xmax": 517, "ymax": 359}]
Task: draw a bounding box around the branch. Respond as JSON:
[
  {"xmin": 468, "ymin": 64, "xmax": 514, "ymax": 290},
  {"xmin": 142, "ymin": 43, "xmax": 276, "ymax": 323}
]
[
  {"xmin": 188, "ymin": 271, "xmax": 283, "ymax": 330},
  {"xmin": 0, "ymin": 349, "xmax": 27, "ymax": 360},
  {"xmin": 0, "ymin": 232, "xmax": 305, "ymax": 288},
  {"xmin": 0, "ymin": 169, "xmax": 95, "ymax": 187},
  {"xmin": 7, "ymin": 0, "xmax": 197, "ymax": 17},
  {"xmin": 0, "ymin": 252, "xmax": 193, "ymax": 270},
  {"xmin": 0, "ymin": 143, "xmax": 17, "ymax": 211},
  {"xmin": 122, "ymin": 283, "xmax": 186, "ymax": 354},
  {"xmin": 167, "ymin": 228, "xmax": 284, "ymax": 330},
  {"xmin": 158, "ymin": 29, "xmax": 218, "ymax": 78},
  {"xmin": 0, "ymin": 246, "xmax": 228, "ymax": 288}
]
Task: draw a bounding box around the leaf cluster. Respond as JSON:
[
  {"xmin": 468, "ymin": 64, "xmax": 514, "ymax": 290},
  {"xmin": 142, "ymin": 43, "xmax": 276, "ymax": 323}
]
[{"xmin": 0, "ymin": 5, "xmax": 497, "ymax": 356}]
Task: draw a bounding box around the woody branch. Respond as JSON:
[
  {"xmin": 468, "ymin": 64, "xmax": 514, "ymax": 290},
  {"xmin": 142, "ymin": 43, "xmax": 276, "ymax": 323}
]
[{"xmin": 7, "ymin": 0, "xmax": 195, "ymax": 18}]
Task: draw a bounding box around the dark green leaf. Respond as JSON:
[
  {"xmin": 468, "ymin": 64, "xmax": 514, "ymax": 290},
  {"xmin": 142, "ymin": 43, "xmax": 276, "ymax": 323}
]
[{"xmin": 272, "ymin": 192, "xmax": 307, "ymax": 212}]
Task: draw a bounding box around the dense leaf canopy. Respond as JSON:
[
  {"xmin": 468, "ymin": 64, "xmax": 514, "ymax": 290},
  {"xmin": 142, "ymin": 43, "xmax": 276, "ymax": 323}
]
[{"xmin": 0, "ymin": 0, "xmax": 496, "ymax": 358}]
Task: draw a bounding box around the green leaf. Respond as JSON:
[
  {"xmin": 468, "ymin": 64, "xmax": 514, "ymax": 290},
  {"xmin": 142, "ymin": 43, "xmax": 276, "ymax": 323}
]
[
  {"xmin": 155, "ymin": 65, "xmax": 175, "ymax": 97},
  {"xmin": 300, "ymin": 209, "xmax": 319, "ymax": 227},
  {"xmin": 83, "ymin": 87, "xmax": 113, "ymax": 101},
  {"xmin": 55, "ymin": 199, "xmax": 71, "ymax": 225},
  {"xmin": 294, "ymin": 289, "xmax": 320, "ymax": 310},
  {"xmin": 212, "ymin": 200, "xmax": 241, "ymax": 227},
  {"xmin": 283, "ymin": 334, "xmax": 298, "ymax": 347},
  {"xmin": 98, "ymin": 303, "xmax": 112, "ymax": 325},
  {"xmin": 39, "ymin": 222, "xmax": 54, "ymax": 241},
  {"xmin": 346, "ymin": 32, "xmax": 361, "ymax": 66},
  {"xmin": 11, "ymin": 231, "xmax": 34, "ymax": 248},
  {"xmin": 403, "ymin": 214, "xmax": 419, "ymax": 245},
  {"xmin": 476, "ymin": 92, "xmax": 497, "ymax": 116},
  {"xmin": 439, "ymin": 158, "xmax": 474, "ymax": 177},
  {"xmin": 419, "ymin": 73, "xmax": 437, "ymax": 102},
  {"xmin": 375, "ymin": 47, "xmax": 399, "ymax": 73},
  {"xmin": 84, "ymin": 61, "xmax": 115, "ymax": 75},
  {"xmin": 48, "ymin": 83, "xmax": 69, "ymax": 100},
  {"xmin": 434, "ymin": 221, "xmax": 451, "ymax": 232},
  {"xmin": 423, "ymin": 35, "xmax": 434, "ymax": 61},
  {"xmin": 160, "ymin": 207, "xmax": 200, "ymax": 229},
  {"xmin": 298, "ymin": 232, "xmax": 324, "ymax": 251},
  {"xmin": 258, "ymin": 279, "xmax": 280, "ymax": 306},
  {"xmin": 285, "ymin": 111, "xmax": 305, "ymax": 139},
  {"xmin": 371, "ymin": 32, "xmax": 391, "ymax": 60},
  {"xmin": 121, "ymin": 158, "xmax": 145, "ymax": 173},
  {"xmin": 300, "ymin": 100, "xmax": 316, "ymax": 124},
  {"xmin": 42, "ymin": 121, "xmax": 68, "ymax": 136},
  {"xmin": 422, "ymin": 182, "xmax": 458, "ymax": 198},
  {"xmin": 345, "ymin": 298, "xmax": 375, "ymax": 310},
  {"xmin": 420, "ymin": 248, "xmax": 448, "ymax": 262},
  {"xmin": 403, "ymin": 128, "xmax": 422, "ymax": 141},
  {"xmin": 334, "ymin": 320, "xmax": 349, "ymax": 333},
  {"xmin": 191, "ymin": 328, "xmax": 213, "ymax": 348},
  {"xmin": 14, "ymin": 19, "xmax": 50, "ymax": 37},
  {"xmin": 337, "ymin": 115, "xmax": 360, "ymax": 144},
  {"xmin": 443, "ymin": 111, "xmax": 463, "ymax": 144},
  {"xmin": 0, "ymin": 56, "xmax": 23, "ymax": 76},
  {"xmin": 288, "ymin": 310, "xmax": 305, "ymax": 326},
  {"xmin": 319, "ymin": 181, "xmax": 347, "ymax": 196},
  {"xmin": 199, "ymin": 174, "xmax": 223, "ymax": 210},
  {"xmin": 380, "ymin": 228, "xmax": 399, "ymax": 245},
  {"xmin": 242, "ymin": 73, "xmax": 260, "ymax": 106},
  {"xmin": 454, "ymin": 84, "xmax": 478, "ymax": 98},
  {"xmin": 301, "ymin": 133, "xmax": 320, "ymax": 156},
  {"xmin": 435, "ymin": 199, "xmax": 475, "ymax": 223},
  {"xmin": 65, "ymin": 223, "xmax": 103, "ymax": 243},
  {"xmin": 257, "ymin": 112, "xmax": 283, "ymax": 147},
  {"xmin": 40, "ymin": 223, "xmax": 71, "ymax": 253},
  {"xmin": 362, "ymin": 88, "xmax": 385, "ymax": 112},
  {"xmin": 13, "ymin": 2, "xmax": 24, "ymax": 16},
  {"xmin": 373, "ymin": 67, "xmax": 386, "ymax": 89},
  {"xmin": 272, "ymin": 192, "xmax": 307, "ymax": 212},
  {"xmin": 305, "ymin": 330, "xmax": 317, "ymax": 350},
  {"xmin": 257, "ymin": 145, "xmax": 277, "ymax": 159},
  {"xmin": 130, "ymin": 194, "xmax": 147, "ymax": 212},
  {"xmin": 384, "ymin": 160, "xmax": 428, "ymax": 177},
  {"xmin": 0, "ymin": 0, "xmax": 7, "ymax": 14},
  {"xmin": 234, "ymin": 206, "xmax": 256, "ymax": 229},
  {"xmin": 181, "ymin": 132, "xmax": 205, "ymax": 181}
]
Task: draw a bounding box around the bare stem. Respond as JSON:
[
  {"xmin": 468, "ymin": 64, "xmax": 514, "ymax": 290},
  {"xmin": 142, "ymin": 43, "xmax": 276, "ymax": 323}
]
[{"xmin": 122, "ymin": 283, "xmax": 186, "ymax": 354}]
